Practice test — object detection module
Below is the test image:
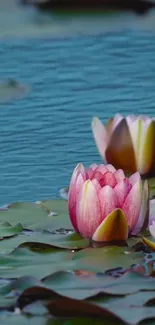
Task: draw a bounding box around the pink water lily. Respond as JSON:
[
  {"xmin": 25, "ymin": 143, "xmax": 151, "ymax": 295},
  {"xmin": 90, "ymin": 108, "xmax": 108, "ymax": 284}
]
[
  {"xmin": 68, "ymin": 163, "xmax": 149, "ymax": 242},
  {"xmin": 92, "ymin": 114, "xmax": 155, "ymax": 176}
]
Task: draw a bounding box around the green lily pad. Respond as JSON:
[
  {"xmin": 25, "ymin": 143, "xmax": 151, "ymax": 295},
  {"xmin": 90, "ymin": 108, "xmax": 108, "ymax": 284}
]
[
  {"xmin": 0, "ymin": 244, "xmax": 73, "ymax": 279},
  {"xmin": 0, "ymin": 202, "xmax": 47, "ymax": 227},
  {"xmin": 0, "ymin": 197, "xmax": 155, "ymax": 325},
  {"xmin": 0, "ymin": 200, "xmax": 72, "ymax": 233},
  {"xmin": 42, "ymin": 269, "xmax": 155, "ymax": 296},
  {"xmin": 0, "ymin": 314, "xmax": 48, "ymax": 325},
  {"xmin": 0, "ymin": 231, "xmax": 88, "ymax": 255},
  {"xmin": 72, "ymin": 246, "xmax": 144, "ymax": 272},
  {"xmin": 23, "ymin": 301, "xmax": 49, "ymax": 316},
  {"xmin": 106, "ymin": 291, "xmax": 155, "ymax": 307},
  {"xmin": 0, "ymin": 222, "xmax": 23, "ymax": 238},
  {"xmin": 17, "ymin": 274, "xmax": 155, "ymax": 324}
]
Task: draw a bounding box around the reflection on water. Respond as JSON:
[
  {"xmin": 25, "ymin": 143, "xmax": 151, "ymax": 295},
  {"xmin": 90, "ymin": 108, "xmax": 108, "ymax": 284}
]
[
  {"xmin": 0, "ymin": 0, "xmax": 155, "ymax": 37},
  {"xmin": 0, "ymin": 1, "xmax": 155, "ymax": 204}
]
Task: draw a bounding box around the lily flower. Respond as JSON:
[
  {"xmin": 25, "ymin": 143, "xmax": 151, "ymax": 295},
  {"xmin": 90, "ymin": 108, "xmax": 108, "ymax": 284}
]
[
  {"xmin": 92, "ymin": 114, "xmax": 155, "ymax": 176},
  {"xmin": 68, "ymin": 163, "xmax": 149, "ymax": 242}
]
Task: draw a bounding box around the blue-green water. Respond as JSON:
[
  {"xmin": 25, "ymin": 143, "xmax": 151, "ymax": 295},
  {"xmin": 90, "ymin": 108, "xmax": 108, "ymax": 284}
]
[{"xmin": 0, "ymin": 3, "xmax": 155, "ymax": 205}]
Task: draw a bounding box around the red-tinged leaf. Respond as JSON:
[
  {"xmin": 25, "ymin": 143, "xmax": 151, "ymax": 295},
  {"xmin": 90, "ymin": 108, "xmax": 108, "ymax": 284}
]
[{"xmin": 46, "ymin": 297, "xmax": 124, "ymax": 322}]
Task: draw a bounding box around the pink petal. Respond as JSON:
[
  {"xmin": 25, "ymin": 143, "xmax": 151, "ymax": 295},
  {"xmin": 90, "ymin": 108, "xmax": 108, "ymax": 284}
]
[
  {"xmin": 86, "ymin": 168, "xmax": 94, "ymax": 180},
  {"xmin": 140, "ymin": 115, "xmax": 151, "ymax": 122},
  {"xmin": 131, "ymin": 180, "xmax": 149, "ymax": 235},
  {"xmin": 90, "ymin": 163, "xmax": 98, "ymax": 170},
  {"xmin": 112, "ymin": 114, "xmax": 124, "ymax": 132},
  {"xmin": 114, "ymin": 169, "xmax": 125, "ymax": 183},
  {"xmin": 126, "ymin": 115, "xmax": 138, "ymax": 124},
  {"xmin": 99, "ymin": 185, "xmax": 118, "ymax": 221},
  {"xmin": 114, "ymin": 179, "xmax": 132, "ymax": 207},
  {"xmin": 68, "ymin": 164, "xmax": 86, "ymax": 232},
  {"xmin": 122, "ymin": 180, "xmax": 142, "ymax": 231},
  {"xmin": 92, "ymin": 171, "xmax": 104, "ymax": 183},
  {"xmin": 106, "ymin": 164, "xmax": 116, "ymax": 173},
  {"xmin": 76, "ymin": 180, "xmax": 101, "ymax": 238},
  {"xmin": 101, "ymin": 171, "xmax": 117, "ymax": 188},
  {"xmin": 92, "ymin": 117, "xmax": 108, "ymax": 161},
  {"xmin": 91, "ymin": 179, "xmax": 101, "ymax": 193},
  {"xmin": 95, "ymin": 164, "xmax": 108, "ymax": 175},
  {"xmin": 129, "ymin": 172, "xmax": 141, "ymax": 186}
]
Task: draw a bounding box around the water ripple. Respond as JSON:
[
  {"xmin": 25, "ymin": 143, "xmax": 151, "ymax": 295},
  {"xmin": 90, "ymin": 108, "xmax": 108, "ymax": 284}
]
[{"xmin": 0, "ymin": 28, "xmax": 155, "ymax": 204}]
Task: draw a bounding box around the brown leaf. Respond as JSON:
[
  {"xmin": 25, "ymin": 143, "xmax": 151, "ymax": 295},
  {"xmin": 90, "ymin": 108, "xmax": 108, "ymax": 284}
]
[
  {"xmin": 46, "ymin": 298, "xmax": 125, "ymax": 323},
  {"xmin": 18, "ymin": 286, "xmax": 63, "ymax": 309}
]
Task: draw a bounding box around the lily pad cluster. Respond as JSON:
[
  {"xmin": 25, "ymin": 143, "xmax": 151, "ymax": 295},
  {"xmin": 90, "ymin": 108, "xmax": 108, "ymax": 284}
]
[{"xmin": 1, "ymin": 197, "xmax": 155, "ymax": 324}]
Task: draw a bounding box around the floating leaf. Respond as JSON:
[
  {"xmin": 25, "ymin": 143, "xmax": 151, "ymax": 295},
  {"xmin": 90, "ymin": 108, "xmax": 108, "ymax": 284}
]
[
  {"xmin": 72, "ymin": 246, "xmax": 144, "ymax": 272},
  {"xmin": 0, "ymin": 245, "xmax": 73, "ymax": 279},
  {"xmin": 22, "ymin": 301, "xmax": 48, "ymax": 316},
  {"xmin": 0, "ymin": 200, "xmax": 73, "ymax": 233},
  {"xmin": 0, "ymin": 198, "xmax": 155, "ymax": 325},
  {"xmin": 0, "ymin": 222, "xmax": 23, "ymax": 238},
  {"xmin": 0, "ymin": 231, "xmax": 88, "ymax": 256},
  {"xmin": 18, "ymin": 286, "xmax": 123, "ymax": 322},
  {"xmin": 0, "ymin": 202, "xmax": 47, "ymax": 228},
  {"xmin": 46, "ymin": 298, "xmax": 123, "ymax": 321},
  {"xmin": 0, "ymin": 314, "xmax": 48, "ymax": 325}
]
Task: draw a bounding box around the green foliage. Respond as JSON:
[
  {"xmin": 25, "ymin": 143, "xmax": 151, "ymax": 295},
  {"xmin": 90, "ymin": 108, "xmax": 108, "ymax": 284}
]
[{"xmin": 0, "ymin": 199, "xmax": 155, "ymax": 324}]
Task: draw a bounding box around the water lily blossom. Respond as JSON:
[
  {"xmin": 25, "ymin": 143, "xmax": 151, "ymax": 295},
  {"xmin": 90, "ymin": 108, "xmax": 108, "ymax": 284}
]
[
  {"xmin": 92, "ymin": 114, "xmax": 155, "ymax": 176},
  {"xmin": 68, "ymin": 163, "xmax": 149, "ymax": 242}
]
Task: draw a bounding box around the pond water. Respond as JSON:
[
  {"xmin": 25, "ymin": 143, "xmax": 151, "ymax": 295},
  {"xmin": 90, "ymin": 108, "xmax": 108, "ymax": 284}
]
[{"xmin": 0, "ymin": 1, "xmax": 155, "ymax": 205}]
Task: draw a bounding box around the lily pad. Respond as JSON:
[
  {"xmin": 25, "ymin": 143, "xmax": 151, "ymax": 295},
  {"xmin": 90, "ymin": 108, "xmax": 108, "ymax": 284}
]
[
  {"xmin": 72, "ymin": 246, "xmax": 144, "ymax": 272},
  {"xmin": 0, "ymin": 222, "xmax": 23, "ymax": 238},
  {"xmin": 0, "ymin": 200, "xmax": 73, "ymax": 233},
  {"xmin": 0, "ymin": 197, "xmax": 155, "ymax": 325},
  {"xmin": 23, "ymin": 301, "xmax": 48, "ymax": 316},
  {"xmin": 0, "ymin": 231, "xmax": 88, "ymax": 255},
  {"xmin": 0, "ymin": 244, "xmax": 74, "ymax": 279},
  {"xmin": 0, "ymin": 315, "xmax": 48, "ymax": 325}
]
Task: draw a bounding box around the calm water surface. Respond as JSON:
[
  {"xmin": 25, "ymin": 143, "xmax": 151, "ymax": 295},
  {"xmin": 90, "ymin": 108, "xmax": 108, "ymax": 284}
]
[{"xmin": 0, "ymin": 3, "xmax": 155, "ymax": 205}]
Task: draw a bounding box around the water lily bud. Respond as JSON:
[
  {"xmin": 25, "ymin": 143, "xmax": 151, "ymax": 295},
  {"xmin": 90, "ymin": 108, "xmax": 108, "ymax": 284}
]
[
  {"xmin": 92, "ymin": 114, "xmax": 155, "ymax": 176},
  {"xmin": 68, "ymin": 163, "xmax": 149, "ymax": 242}
]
